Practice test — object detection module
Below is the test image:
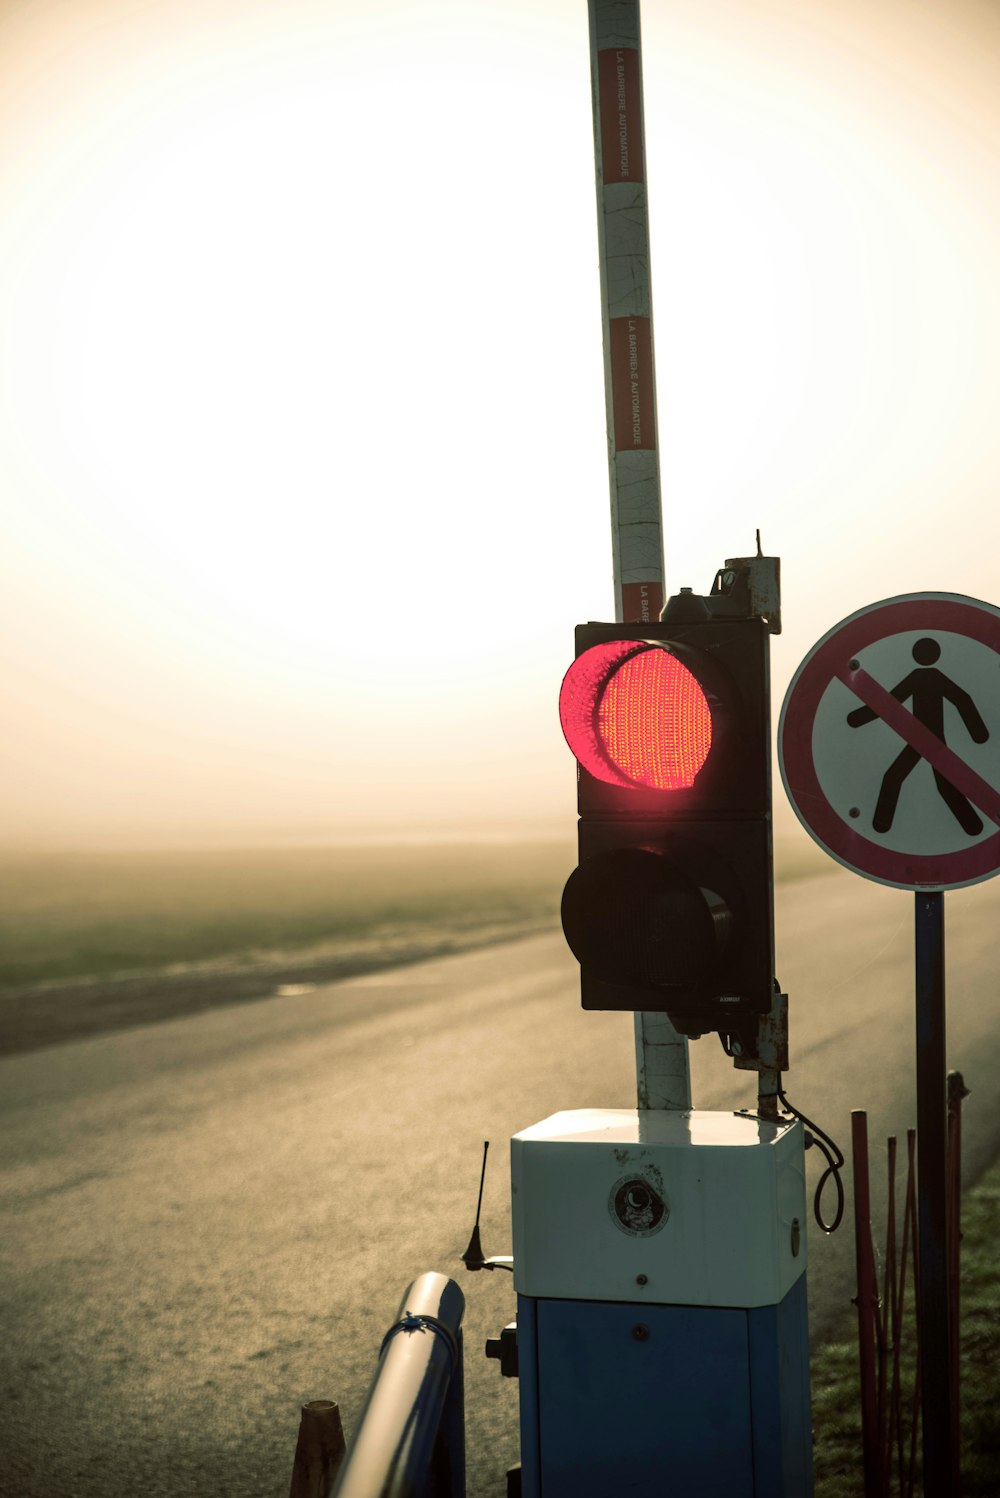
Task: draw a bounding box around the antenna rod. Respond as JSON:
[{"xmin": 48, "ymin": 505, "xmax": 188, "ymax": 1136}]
[
  {"xmin": 473, "ymin": 1141, "xmax": 489, "ymax": 1230},
  {"xmin": 461, "ymin": 1142, "xmax": 491, "ymax": 1270}
]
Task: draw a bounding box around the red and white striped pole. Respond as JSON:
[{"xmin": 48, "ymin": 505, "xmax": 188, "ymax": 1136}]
[
  {"xmin": 588, "ymin": 1, "xmax": 690, "ymax": 1111},
  {"xmin": 588, "ymin": 0, "xmax": 665, "ymax": 626}
]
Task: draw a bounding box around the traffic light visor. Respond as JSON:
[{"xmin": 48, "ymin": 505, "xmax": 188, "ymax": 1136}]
[{"xmin": 560, "ymin": 640, "xmax": 713, "ymax": 790}]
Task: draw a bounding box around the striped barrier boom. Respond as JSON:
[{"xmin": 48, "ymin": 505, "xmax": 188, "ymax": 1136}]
[{"xmin": 588, "ymin": 0, "xmax": 665, "ymax": 626}]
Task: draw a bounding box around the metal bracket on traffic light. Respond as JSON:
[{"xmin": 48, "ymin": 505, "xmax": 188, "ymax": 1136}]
[
  {"xmin": 722, "ymin": 990, "xmax": 788, "ymax": 1121},
  {"xmin": 709, "ymin": 534, "xmax": 781, "ymax": 634},
  {"xmin": 725, "ymin": 991, "xmax": 789, "ymax": 1075}
]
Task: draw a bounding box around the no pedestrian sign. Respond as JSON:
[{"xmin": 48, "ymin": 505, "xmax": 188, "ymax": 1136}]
[{"xmin": 779, "ymin": 593, "xmax": 1000, "ymax": 890}]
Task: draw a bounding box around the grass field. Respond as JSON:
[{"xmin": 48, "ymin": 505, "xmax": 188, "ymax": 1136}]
[
  {"xmin": 0, "ymin": 833, "xmax": 830, "ymax": 1053},
  {"xmin": 0, "ymin": 838, "xmax": 574, "ymax": 1051},
  {"xmin": 0, "ymin": 840, "xmax": 576, "ymax": 989}
]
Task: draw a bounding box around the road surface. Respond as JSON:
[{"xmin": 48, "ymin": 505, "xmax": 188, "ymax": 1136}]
[{"xmin": 2, "ymin": 868, "xmax": 1000, "ymax": 1497}]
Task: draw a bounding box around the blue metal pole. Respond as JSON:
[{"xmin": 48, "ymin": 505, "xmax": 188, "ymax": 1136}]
[{"xmin": 914, "ymin": 890, "xmax": 954, "ymax": 1495}]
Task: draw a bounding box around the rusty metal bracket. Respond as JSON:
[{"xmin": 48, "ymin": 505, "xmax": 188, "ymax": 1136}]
[
  {"xmin": 709, "ymin": 532, "xmax": 781, "ymax": 634},
  {"xmin": 729, "ymin": 992, "xmax": 789, "ymax": 1075},
  {"xmin": 724, "ymin": 992, "xmax": 789, "ymax": 1122}
]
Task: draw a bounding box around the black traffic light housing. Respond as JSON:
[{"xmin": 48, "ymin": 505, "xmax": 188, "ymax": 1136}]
[{"xmin": 560, "ymin": 566, "xmax": 777, "ymax": 1042}]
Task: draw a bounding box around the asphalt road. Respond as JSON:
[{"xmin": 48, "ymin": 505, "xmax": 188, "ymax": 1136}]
[{"xmin": 3, "ymin": 867, "xmax": 1000, "ymax": 1498}]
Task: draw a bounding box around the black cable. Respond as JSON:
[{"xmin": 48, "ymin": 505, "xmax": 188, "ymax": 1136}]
[{"xmin": 778, "ymin": 1086, "xmax": 846, "ymax": 1234}]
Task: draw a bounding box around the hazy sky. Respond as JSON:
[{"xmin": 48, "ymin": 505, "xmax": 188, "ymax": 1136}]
[{"xmin": 2, "ymin": 0, "xmax": 999, "ymax": 847}]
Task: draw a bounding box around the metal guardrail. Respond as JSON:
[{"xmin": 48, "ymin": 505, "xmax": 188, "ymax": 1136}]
[{"xmin": 331, "ymin": 1272, "xmax": 466, "ymax": 1498}]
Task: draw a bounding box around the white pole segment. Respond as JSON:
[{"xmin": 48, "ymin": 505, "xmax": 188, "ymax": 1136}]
[
  {"xmin": 587, "ymin": 0, "xmax": 690, "ymax": 1110},
  {"xmin": 634, "ymin": 1009, "xmax": 691, "ymax": 1112}
]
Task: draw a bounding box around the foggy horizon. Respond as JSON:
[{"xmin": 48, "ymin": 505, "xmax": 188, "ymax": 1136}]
[{"xmin": 3, "ymin": 0, "xmax": 999, "ymax": 852}]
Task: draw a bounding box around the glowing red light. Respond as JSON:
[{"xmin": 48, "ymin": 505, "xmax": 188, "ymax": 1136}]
[{"xmin": 560, "ymin": 641, "xmax": 713, "ymax": 789}]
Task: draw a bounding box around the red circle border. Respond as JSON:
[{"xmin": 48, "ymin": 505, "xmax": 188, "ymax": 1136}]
[{"xmin": 779, "ymin": 596, "xmax": 1000, "ymax": 890}]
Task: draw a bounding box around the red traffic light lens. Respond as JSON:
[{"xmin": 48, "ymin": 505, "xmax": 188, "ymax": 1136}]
[{"xmin": 560, "ymin": 640, "xmax": 712, "ymax": 790}]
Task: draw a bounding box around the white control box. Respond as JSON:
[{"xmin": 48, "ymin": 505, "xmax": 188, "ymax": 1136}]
[{"xmin": 511, "ymin": 1108, "xmax": 807, "ymax": 1309}]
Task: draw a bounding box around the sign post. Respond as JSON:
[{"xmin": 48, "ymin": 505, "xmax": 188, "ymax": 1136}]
[
  {"xmin": 914, "ymin": 889, "xmax": 949, "ymax": 1493},
  {"xmin": 779, "ymin": 591, "xmax": 1000, "ymax": 1497}
]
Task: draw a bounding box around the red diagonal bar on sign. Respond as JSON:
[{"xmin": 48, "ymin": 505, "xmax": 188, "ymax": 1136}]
[{"xmin": 835, "ymin": 665, "xmax": 1000, "ymax": 827}]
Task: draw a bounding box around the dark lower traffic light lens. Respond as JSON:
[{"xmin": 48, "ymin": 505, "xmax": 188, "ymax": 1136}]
[{"xmin": 560, "ymin": 847, "xmax": 732, "ymax": 991}]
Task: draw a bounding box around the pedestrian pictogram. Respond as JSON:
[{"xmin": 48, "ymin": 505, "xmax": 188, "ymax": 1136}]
[
  {"xmin": 846, "ymin": 637, "xmax": 989, "ymax": 836},
  {"xmin": 779, "ymin": 593, "xmax": 1000, "ymax": 890}
]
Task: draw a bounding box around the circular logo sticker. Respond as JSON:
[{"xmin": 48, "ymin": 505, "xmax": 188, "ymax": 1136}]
[{"xmin": 609, "ymin": 1175, "xmax": 668, "ymax": 1237}]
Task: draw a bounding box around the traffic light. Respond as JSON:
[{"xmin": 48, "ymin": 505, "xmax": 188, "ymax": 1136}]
[{"xmin": 559, "ymin": 592, "xmax": 775, "ymax": 1040}]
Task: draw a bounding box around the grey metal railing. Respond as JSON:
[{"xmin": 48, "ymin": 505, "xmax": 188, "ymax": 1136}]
[{"xmin": 330, "ymin": 1272, "xmax": 466, "ymax": 1498}]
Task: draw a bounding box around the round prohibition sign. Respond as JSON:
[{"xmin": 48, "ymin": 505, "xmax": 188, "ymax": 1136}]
[{"xmin": 779, "ymin": 593, "xmax": 1000, "ymax": 890}]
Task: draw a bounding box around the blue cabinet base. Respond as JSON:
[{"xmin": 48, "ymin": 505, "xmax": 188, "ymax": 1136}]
[{"xmin": 516, "ymin": 1276, "xmax": 813, "ymax": 1498}]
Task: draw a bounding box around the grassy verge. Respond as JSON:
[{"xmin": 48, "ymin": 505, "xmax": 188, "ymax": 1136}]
[
  {"xmin": 812, "ymin": 1155, "xmax": 1000, "ymax": 1494},
  {"xmin": 0, "ymin": 841, "xmax": 577, "ymax": 989},
  {"xmin": 0, "ymin": 840, "xmax": 576, "ymax": 1052},
  {"xmin": 0, "ymin": 834, "xmax": 829, "ymax": 985},
  {"xmin": 0, "ymin": 833, "xmax": 831, "ymax": 1054}
]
